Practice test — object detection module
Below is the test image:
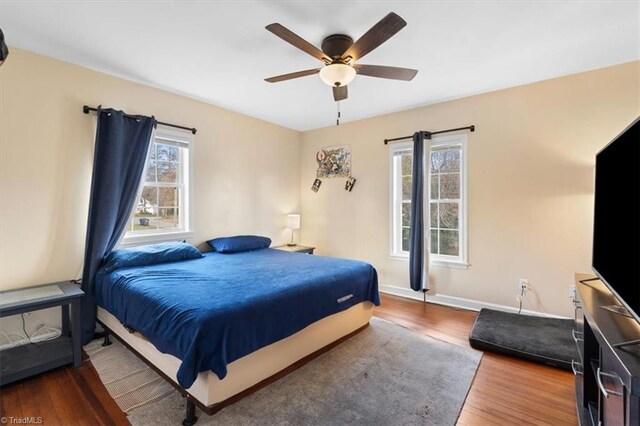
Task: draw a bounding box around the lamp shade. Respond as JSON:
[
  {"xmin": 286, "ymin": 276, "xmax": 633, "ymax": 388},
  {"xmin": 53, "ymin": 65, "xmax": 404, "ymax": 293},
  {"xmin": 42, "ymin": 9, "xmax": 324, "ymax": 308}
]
[
  {"xmin": 286, "ymin": 214, "xmax": 301, "ymax": 230},
  {"xmin": 319, "ymin": 63, "xmax": 356, "ymax": 87}
]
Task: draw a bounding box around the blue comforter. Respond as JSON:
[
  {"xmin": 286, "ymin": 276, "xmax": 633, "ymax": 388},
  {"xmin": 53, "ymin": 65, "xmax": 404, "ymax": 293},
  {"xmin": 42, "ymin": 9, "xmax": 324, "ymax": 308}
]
[{"xmin": 94, "ymin": 248, "xmax": 380, "ymax": 388}]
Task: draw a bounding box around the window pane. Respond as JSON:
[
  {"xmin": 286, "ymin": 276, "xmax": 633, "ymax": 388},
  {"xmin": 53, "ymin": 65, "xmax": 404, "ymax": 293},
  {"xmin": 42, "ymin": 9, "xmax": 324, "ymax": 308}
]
[
  {"xmin": 157, "ymin": 161, "xmax": 178, "ymax": 183},
  {"xmin": 401, "ymin": 154, "xmax": 412, "ymax": 176},
  {"xmin": 138, "ymin": 186, "xmax": 158, "ymax": 208},
  {"xmin": 430, "ymin": 203, "xmax": 438, "ymax": 228},
  {"xmin": 439, "ymin": 230, "xmax": 459, "ymax": 256},
  {"xmin": 430, "ymin": 229, "xmax": 438, "ymax": 254},
  {"xmin": 431, "ymin": 151, "xmax": 445, "ymax": 173},
  {"xmin": 145, "ymin": 161, "xmax": 157, "ymax": 182},
  {"xmin": 157, "ymin": 144, "xmax": 179, "ymax": 162},
  {"xmin": 439, "ymin": 202, "xmax": 459, "ymax": 229},
  {"xmin": 430, "ymin": 175, "xmax": 439, "ymax": 200},
  {"xmin": 148, "ymin": 144, "xmax": 157, "ymax": 161},
  {"xmin": 157, "ymin": 208, "xmax": 179, "ymax": 229},
  {"xmin": 402, "ymin": 227, "xmax": 411, "ymax": 252},
  {"xmin": 402, "ymin": 202, "xmax": 411, "ymax": 227},
  {"xmin": 440, "ymin": 173, "xmax": 460, "ymax": 199},
  {"xmin": 135, "ymin": 186, "xmax": 158, "ymax": 217},
  {"xmin": 402, "ymin": 176, "xmax": 412, "ymax": 200},
  {"xmin": 158, "ymin": 187, "xmax": 178, "ymax": 207},
  {"xmin": 133, "ymin": 209, "xmax": 158, "ymax": 231},
  {"xmin": 440, "ymin": 150, "xmax": 460, "ymax": 172}
]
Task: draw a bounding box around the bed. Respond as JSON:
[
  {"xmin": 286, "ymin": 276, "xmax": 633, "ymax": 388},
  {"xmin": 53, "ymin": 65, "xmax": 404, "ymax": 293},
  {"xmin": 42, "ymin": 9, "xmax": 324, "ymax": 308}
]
[{"xmin": 92, "ymin": 247, "xmax": 380, "ymax": 423}]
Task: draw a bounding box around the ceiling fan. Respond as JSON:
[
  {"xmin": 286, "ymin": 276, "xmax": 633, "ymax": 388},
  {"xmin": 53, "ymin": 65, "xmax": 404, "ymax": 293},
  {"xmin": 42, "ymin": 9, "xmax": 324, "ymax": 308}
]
[{"xmin": 264, "ymin": 12, "xmax": 418, "ymax": 102}]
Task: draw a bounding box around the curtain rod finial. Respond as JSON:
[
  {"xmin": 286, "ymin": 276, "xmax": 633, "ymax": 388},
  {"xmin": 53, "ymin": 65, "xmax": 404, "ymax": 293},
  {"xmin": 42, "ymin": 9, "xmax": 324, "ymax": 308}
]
[
  {"xmin": 470, "ymin": 125, "xmax": 475, "ymax": 132},
  {"xmin": 83, "ymin": 105, "xmax": 90, "ymax": 114}
]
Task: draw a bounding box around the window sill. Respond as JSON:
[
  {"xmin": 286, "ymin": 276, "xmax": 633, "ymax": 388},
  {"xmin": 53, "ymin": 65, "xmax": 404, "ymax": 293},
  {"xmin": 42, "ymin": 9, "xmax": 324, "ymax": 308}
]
[
  {"xmin": 119, "ymin": 230, "xmax": 194, "ymax": 247},
  {"xmin": 431, "ymin": 259, "xmax": 469, "ymax": 270},
  {"xmin": 389, "ymin": 254, "xmax": 469, "ymax": 270},
  {"xmin": 389, "ymin": 253, "xmax": 409, "ymax": 261}
]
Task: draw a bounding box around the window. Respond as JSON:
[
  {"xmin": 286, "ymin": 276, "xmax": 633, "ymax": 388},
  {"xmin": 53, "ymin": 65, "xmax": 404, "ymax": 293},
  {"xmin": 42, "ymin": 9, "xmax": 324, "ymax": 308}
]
[
  {"xmin": 390, "ymin": 134, "xmax": 467, "ymax": 268},
  {"xmin": 123, "ymin": 127, "xmax": 193, "ymax": 244}
]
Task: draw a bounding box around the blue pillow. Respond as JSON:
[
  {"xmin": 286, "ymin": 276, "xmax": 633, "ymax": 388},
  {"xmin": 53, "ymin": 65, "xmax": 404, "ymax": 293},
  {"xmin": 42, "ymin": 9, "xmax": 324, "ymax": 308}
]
[
  {"xmin": 207, "ymin": 235, "xmax": 271, "ymax": 253},
  {"xmin": 103, "ymin": 242, "xmax": 203, "ymax": 272}
]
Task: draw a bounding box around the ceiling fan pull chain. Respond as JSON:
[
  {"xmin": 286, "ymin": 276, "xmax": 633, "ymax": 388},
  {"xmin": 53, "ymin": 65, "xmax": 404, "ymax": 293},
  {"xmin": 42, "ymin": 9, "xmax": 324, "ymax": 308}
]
[{"xmin": 336, "ymin": 101, "xmax": 341, "ymax": 126}]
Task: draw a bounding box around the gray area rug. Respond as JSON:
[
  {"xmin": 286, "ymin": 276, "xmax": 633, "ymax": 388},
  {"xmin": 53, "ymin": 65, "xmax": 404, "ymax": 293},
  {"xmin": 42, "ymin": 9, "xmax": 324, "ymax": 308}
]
[
  {"xmin": 469, "ymin": 308, "xmax": 577, "ymax": 370},
  {"xmin": 93, "ymin": 318, "xmax": 481, "ymax": 425}
]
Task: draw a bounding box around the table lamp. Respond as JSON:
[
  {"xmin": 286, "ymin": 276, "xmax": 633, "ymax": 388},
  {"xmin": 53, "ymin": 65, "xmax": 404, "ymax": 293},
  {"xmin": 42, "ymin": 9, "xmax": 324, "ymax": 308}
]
[{"xmin": 286, "ymin": 214, "xmax": 300, "ymax": 246}]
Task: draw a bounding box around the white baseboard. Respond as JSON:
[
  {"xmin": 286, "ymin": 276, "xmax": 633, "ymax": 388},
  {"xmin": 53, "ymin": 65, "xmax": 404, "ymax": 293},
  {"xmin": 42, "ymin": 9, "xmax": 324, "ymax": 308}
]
[{"xmin": 379, "ymin": 284, "xmax": 568, "ymax": 319}]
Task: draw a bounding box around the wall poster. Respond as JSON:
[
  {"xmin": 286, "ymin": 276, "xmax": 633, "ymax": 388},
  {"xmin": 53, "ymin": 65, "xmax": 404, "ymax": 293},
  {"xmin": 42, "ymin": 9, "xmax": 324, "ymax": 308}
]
[{"xmin": 316, "ymin": 145, "xmax": 351, "ymax": 178}]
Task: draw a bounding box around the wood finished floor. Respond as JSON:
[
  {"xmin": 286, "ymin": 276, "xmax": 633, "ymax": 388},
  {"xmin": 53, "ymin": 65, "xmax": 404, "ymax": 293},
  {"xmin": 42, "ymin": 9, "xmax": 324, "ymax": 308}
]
[{"xmin": 0, "ymin": 293, "xmax": 577, "ymax": 425}]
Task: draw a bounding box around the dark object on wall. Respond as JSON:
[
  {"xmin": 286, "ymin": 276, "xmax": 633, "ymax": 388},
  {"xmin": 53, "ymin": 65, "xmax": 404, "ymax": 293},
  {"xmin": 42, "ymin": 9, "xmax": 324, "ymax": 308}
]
[
  {"xmin": 345, "ymin": 177, "xmax": 356, "ymax": 192},
  {"xmin": 83, "ymin": 105, "xmax": 197, "ymax": 135},
  {"xmin": 311, "ymin": 178, "xmax": 322, "ymax": 193},
  {"xmin": 383, "ymin": 125, "xmax": 475, "ymax": 145},
  {"xmin": 264, "ymin": 12, "xmax": 418, "ymax": 102},
  {"xmin": 469, "ymin": 308, "xmax": 576, "ymax": 371},
  {"xmin": 81, "ymin": 107, "xmax": 156, "ymax": 345},
  {"xmin": 0, "ymin": 28, "xmax": 9, "ymax": 67}
]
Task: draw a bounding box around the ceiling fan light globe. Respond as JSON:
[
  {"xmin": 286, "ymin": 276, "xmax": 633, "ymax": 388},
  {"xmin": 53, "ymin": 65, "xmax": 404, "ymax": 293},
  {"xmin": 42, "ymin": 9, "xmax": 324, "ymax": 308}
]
[{"xmin": 319, "ymin": 63, "xmax": 356, "ymax": 87}]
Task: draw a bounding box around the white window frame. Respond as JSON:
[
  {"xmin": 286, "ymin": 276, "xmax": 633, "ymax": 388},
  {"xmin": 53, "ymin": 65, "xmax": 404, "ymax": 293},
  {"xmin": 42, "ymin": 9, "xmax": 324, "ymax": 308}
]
[
  {"xmin": 389, "ymin": 134, "xmax": 468, "ymax": 269},
  {"xmin": 120, "ymin": 126, "xmax": 194, "ymax": 247},
  {"xmin": 390, "ymin": 141, "xmax": 413, "ymax": 259}
]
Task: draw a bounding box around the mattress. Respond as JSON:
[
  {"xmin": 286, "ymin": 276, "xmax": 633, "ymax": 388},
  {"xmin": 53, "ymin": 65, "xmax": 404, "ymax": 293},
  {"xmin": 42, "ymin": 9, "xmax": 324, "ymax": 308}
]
[
  {"xmin": 97, "ymin": 302, "xmax": 374, "ymax": 407},
  {"xmin": 94, "ymin": 248, "xmax": 380, "ymax": 388}
]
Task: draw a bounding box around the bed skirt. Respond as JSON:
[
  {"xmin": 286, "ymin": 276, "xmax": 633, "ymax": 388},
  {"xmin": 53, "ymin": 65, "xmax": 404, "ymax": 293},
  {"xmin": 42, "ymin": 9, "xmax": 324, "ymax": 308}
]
[{"xmin": 96, "ymin": 302, "xmax": 374, "ymax": 412}]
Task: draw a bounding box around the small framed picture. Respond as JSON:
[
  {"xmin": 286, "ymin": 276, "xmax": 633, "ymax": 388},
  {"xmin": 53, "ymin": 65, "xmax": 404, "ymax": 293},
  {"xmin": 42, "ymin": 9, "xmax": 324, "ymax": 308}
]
[
  {"xmin": 345, "ymin": 177, "xmax": 356, "ymax": 192},
  {"xmin": 311, "ymin": 178, "xmax": 322, "ymax": 193}
]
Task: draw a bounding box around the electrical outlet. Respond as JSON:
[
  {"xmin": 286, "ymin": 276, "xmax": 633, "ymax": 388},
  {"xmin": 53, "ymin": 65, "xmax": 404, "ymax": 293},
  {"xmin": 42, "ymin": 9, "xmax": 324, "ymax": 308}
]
[
  {"xmin": 518, "ymin": 279, "xmax": 529, "ymax": 292},
  {"xmin": 568, "ymin": 285, "xmax": 576, "ymax": 300}
]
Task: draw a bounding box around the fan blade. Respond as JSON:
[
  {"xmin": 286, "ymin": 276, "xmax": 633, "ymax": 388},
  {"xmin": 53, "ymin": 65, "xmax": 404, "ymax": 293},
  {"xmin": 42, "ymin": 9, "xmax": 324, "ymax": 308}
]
[
  {"xmin": 341, "ymin": 12, "xmax": 407, "ymax": 62},
  {"xmin": 333, "ymin": 85, "xmax": 348, "ymax": 101},
  {"xmin": 354, "ymin": 64, "xmax": 418, "ymax": 81},
  {"xmin": 266, "ymin": 23, "xmax": 331, "ymax": 63},
  {"xmin": 265, "ymin": 68, "xmax": 321, "ymax": 83}
]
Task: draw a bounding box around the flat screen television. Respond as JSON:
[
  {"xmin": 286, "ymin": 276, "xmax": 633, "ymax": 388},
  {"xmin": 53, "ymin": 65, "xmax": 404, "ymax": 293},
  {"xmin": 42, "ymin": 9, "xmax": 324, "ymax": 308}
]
[{"xmin": 592, "ymin": 117, "xmax": 640, "ymax": 321}]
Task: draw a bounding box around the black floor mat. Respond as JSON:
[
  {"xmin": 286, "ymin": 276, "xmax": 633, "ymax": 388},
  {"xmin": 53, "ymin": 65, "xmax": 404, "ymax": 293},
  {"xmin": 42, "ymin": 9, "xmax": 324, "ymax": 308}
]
[{"xmin": 469, "ymin": 308, "xmax": 577, "ymax": 370}]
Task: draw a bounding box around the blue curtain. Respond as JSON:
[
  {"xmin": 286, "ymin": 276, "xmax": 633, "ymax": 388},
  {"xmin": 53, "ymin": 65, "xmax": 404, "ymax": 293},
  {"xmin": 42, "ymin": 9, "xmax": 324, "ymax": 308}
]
[
  {"xmin": 80, "ymin": 108, "xmax": 156, "ymax": 344},
  {"xmin": 409, "ymin": 131, "xmax": 430, "ymax": 292}
]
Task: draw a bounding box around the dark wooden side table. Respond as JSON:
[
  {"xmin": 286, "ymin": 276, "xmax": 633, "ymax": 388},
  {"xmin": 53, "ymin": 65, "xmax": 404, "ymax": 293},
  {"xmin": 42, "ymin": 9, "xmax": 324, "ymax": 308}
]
[
  {"xmin": 272, "ymin": 245, "xmax": 315, "ymax": 254},
  {"xmin": 0, "ymin": 281, "xmax": 83, "ymax": 386}
]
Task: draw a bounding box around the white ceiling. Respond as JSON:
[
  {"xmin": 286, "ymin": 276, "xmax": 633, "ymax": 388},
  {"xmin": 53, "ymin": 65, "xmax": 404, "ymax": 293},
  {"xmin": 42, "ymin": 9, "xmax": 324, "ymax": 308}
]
[{"xmin": 1, "ymin": 1, "xmax": 638, "ymax": 131}]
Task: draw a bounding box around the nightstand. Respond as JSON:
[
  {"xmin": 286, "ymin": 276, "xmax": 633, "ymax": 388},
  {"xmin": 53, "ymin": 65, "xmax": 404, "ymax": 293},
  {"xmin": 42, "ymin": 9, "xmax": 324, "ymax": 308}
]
[
  {"xmin": 0, "ymin": 281, "xmax": 83, "ymax": 386},
  {"xmin": 272, "ymin": 245, "xmax": 315, "ymax": 254}
]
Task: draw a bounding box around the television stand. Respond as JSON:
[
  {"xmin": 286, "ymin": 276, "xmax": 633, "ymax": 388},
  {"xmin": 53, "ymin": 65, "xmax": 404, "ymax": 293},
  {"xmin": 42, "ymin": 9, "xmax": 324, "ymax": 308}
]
[{"xmin": 573, "ymin": 274, "xmax": 640, "ymax": 425}]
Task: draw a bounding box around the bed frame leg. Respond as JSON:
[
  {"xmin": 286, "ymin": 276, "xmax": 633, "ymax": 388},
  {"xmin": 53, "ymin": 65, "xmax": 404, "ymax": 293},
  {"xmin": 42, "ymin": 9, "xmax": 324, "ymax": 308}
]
[
  {"xmin": 102, "ymin": 332, "xmax": 112, "ymax": 347},
  {"xmin": 182, "ymin": 400, "xmax": 198, "ymax": 426}
]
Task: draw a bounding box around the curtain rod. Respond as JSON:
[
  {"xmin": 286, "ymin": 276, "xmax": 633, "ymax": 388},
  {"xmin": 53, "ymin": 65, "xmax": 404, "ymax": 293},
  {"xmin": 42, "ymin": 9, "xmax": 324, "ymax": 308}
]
[
  {"xmin": 83, "ymin": 105, "xmax": 197, "ymax": 135},
  {"xmin": 383, "ymin": 125, "xmax": 475, "ymax": 145}
]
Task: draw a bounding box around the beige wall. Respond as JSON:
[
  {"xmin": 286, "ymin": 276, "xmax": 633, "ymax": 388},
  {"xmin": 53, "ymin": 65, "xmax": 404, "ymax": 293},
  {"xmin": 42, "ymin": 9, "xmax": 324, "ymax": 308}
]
[
  {"xmin": 0, "ymin": 48, "xmax": 302, "ymax": 293},
  {"xmin": 300, "ymin": 61, "xmax": 640, "ymax": 317},
  {"xmin": 1, "ymin": 48, "xmax": 638, "ymax": 324}
]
